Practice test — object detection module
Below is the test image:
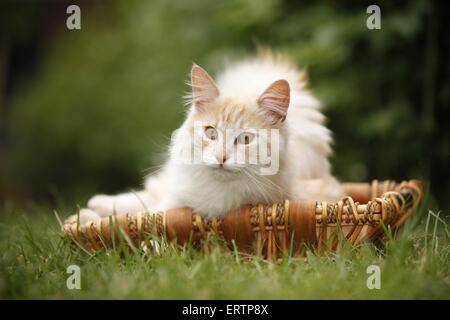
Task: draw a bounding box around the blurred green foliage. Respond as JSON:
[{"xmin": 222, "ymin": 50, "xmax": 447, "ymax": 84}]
[{"xmin": 1, "ymin": 0, "xmax": 448, "ymax": 208}]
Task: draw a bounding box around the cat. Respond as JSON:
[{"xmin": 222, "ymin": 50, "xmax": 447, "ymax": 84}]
[{"xmin": 78, "ymin": 51, "xmax": 344, "ymax": 223}]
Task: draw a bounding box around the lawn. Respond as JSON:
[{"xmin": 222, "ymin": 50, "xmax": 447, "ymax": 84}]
[{"xmin": 0, "ymin": 201, "xmax": 449, "ymax": 299}]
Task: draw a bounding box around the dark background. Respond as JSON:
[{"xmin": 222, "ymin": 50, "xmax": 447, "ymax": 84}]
[{"xmin": 0, "ymin": 0, "xmax": 448, "ymax": 210}]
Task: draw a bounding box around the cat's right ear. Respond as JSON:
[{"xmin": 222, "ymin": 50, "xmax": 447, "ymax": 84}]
[
  {"xmin": 257, "ymin": 79, "xmax": 290, "ymax": 124},
  {"xmin": 190, "ymin": 64, "xmax": 220, "ymax": 110}
]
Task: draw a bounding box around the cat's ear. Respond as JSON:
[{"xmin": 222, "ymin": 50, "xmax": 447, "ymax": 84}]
[
  {"xmin": 257, "ymin": 80, "xmax": 290, "ymax": 123},
  {"xmin": 190, "ymin": 64, "xmax": 220, "ymax": 110}
]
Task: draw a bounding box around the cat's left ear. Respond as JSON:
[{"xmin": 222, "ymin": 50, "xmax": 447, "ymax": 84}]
[
  {"xmin": 190, "ymin": 64, "xmax": 220, "ymax": 110},
  {"xmin": 257, "ymin": 80, "xmax": 290, "ymax": 123}
]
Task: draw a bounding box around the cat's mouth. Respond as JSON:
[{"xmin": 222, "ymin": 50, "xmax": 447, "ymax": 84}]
[{"xmin": 208, "ymin": 163, "xmax": 240, "ymax": 175}]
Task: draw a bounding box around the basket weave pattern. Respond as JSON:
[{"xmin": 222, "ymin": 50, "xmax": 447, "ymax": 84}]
[{"xmin": 63, "ymin": 180, "xmax": 423, "ymax": 259}]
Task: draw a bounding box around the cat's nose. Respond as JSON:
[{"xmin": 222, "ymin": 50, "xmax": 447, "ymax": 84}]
[{"xmin": 216, "ymin": 154, "xmax": 227, "ymax": 164}]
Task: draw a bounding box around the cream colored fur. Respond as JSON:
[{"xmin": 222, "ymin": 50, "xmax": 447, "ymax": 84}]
[{"xmin": 81, "ymin": 52, "xmax": 344, "ymax": 223}]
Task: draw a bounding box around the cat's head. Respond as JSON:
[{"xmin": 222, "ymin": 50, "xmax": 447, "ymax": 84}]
[{"xmin": 174, "ymin": 64, "xmax": 290, "ymax": 178}]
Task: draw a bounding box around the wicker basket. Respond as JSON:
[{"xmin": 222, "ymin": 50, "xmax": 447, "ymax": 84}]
[{"xmin": 62, "ymin": 179, "xmax": 423, "ymax": 259}]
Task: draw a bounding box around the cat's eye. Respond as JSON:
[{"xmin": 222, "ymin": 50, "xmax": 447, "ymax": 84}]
[
  {"xmin": 236, "ymin": 132, "xmax": 255, "ymax": 145},
  {"xmin": 204, "ymin": 126, "xmax": 218, "ymax": 140}
]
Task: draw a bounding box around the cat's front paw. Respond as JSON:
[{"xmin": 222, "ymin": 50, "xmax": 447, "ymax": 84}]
[
  {"xmin": 87, "ymin": 194, "xmax": 115, "ymax": 216},
  {"xmin": 65, "ymin": 208, "xmax": 101, "ymax": 225}
]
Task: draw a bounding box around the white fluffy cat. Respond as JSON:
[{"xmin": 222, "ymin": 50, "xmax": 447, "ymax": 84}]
[{"xmin": 79, "ymin": 52, "xmax": 344, "ymax": 222}]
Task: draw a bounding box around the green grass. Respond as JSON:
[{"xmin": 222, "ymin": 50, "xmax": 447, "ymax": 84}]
[{"xmin": 0, "ymin": 203, "xmax": 449, "ymax": 299}]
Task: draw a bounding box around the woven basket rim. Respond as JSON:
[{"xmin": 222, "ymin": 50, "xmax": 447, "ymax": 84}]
[{"xmin": 62, "ymin": 179, "xmax": 423, "ymax": 259}]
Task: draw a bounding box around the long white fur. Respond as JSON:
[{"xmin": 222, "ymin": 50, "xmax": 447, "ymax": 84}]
[{"xmin": 83, "ymin": 53, "xmax": 344, "ymax": 222}]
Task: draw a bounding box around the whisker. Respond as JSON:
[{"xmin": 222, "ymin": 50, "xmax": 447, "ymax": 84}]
[{"xmin": 242, "ymin": 169, "xmax": 273, "ymax": 203}]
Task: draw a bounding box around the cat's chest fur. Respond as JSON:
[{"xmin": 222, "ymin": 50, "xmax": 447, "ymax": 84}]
[{"xmin": 166, "ymin": 164, "xmax": 285, "ymax": 217}]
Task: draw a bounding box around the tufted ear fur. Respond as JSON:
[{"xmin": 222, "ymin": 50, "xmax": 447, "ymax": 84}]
[
  {"xmin": 190, "ymin": 64, "xmax": 220, "ymax": 110},
  {"xmin": 257, "ymin": 79, "xmax": 290, "ymax": 123}
]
